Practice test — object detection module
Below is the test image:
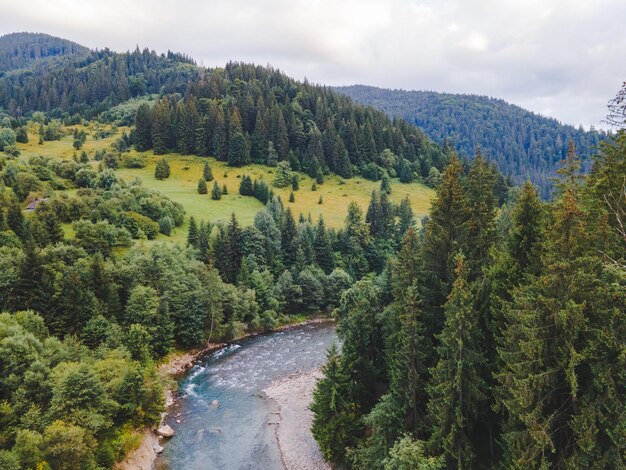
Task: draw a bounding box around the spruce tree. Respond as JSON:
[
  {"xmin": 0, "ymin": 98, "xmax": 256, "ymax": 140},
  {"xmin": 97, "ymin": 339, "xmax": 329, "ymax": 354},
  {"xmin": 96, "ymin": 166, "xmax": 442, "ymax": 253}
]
[
  {"xmin": 134, "ymin": 103, "xmax": 152, "ymax": 151},
  {"xmin": 381, "ymin": 173, "xmax": 392, "ymax": 194},
  {"xmin": 427, "ymin": 256, "xmax": 487, "ymax": 468},
  {"xmin": 289, "ymin": 191, "xmax": 295, "ymax": 203},
  {"xmin": 203, "ymin": 161, "xmax": 214, "ymax": 181},
  {"xmin": 421, "ymin": 155, "xmax": 468, "ymax": 346},
  {"xmin": 239, "ymin": 175, "xmax": 253, "ymax": 196},
  {"xmin": 154, "ymin": 158, "xmax": 170, "ymax": 180},
  {"xmin": 281, "ymin": 208, "xmax": 298, "ymax": 268},
  {"xmin": 197, "ymin": 178, "xmax": 208, "ymax": 194},
  {"xmin": 313, "ymin": 217, "xmax": 334, "ymax": 274},
  {"xmin": 187, "ymin": 216, "xmax": 199, "ymax": 247},
  {"xmin": 211, "ymin": 182, "xmax": 222, "ymax": 200}
]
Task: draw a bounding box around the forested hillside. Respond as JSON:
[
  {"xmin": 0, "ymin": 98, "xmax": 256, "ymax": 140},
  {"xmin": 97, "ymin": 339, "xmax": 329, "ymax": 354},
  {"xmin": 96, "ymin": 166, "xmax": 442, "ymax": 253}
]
[
  {"xmin": 311, "ymin": 133, "xmax": 626, "ymax": 468},
  {"xmin": 335, "ymin": 85, "xmax": 609, "ymax": 197},
  {"xmin": 0, "ymin": 32, "xmax": 89, "ymax": 72},
  {"xmin": 0, "ymin": 34, "xmax": 448, "ymax": 185}
]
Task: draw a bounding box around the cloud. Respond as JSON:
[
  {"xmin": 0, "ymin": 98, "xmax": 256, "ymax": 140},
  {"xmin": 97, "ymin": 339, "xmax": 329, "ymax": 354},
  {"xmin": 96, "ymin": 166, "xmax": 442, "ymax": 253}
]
[{"xmin": 1, "ymin": 0, "xmax": 625, "ymax": 128}]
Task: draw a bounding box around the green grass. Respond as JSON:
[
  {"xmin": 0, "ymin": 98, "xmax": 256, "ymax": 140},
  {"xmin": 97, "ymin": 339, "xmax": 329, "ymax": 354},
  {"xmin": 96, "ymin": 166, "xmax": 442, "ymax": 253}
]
[
  {"xmin": 116, "ymin": 151, "xmax": 434, "ymax": 229},
  {"xmin": 16, "ymin": 124, "xmax": 435, "ymax": 236}
]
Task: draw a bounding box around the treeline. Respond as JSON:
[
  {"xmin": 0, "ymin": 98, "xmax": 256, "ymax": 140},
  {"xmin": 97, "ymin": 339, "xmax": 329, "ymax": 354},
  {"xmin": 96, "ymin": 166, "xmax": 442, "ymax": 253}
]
[
  {"xmin": 0, "ymin": 41, "xmax": 198, "ymax": 119},
  {"xmin": 0, "ymin": 32, "xmax": 89, "ymax": 72},
  {"xmin": 133, "ymin": 62, "xmax": 447, "ymax": 182},
  {"xmin": 311, "ymin": 136, "xmax": 626, "ymax": 469},
  {"xmin": 336, "ymin": 85, "xmax": 609, "ymax": 198}
]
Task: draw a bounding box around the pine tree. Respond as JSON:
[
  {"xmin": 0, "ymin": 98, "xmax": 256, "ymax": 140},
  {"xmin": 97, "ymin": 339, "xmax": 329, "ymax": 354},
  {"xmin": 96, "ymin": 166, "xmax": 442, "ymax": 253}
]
[
  {"xmin": 462, "ymin": 149, "xmax": 497, "ymax": 281},
  {"xmin": 281, "ymin": 208, "xmax": 298, "ymax": 268},
  {"xmin": 151, "ymin": 97, "xmax": 171, "ymax": 155},
  {"xmin": 421, "ymin": 155, "xmax": 467, "ymax": 345},
  {"xmin": 363, "ymin": 228, "xmax": 430, "ymax": 462},
  {"xmin": 211, "ymin": 181, "xmax": 222, "ymax": 200},
  {"xmin": 427, "ymin": 256, "xmax": 487, "ymax": 468},
  {"xmin": 197, "ymin": 221, "xmax": 211, "ymax": 264},
  {"xmin": 380, "ymin": 173, "xmax": 392, "ymax": 194},
  {"xmin": 314, "ymin": 217, "xmax": 334, "ymax": 274},
  {"xmin": 291, "ymin": 174, "xmax": 299, "ymax": 191},
  {"xmin": 239, "ymin": 175, "xmax": 253, "ymax": 196},
  {"xmin": 197, "ymin": 178, "xmax": 208, "ymax": 194},
  {"xmin": 228, "ymin": 132, "xmax": 250, "ymax": 167},
  {"xmin": 203, "ymin": 161, "xmax": 214, "ymax": 181},
  {"xmin": 310, "ymin": 345, "xmax": 361, "ymax": 466},
  {"xmin": 187, "ymin": 216, "xmax": 199, "ymax": 247},
  {"xmin": 134, "ymin": 103, "xmax": 152, "ymax": 151},
  {"xmin": 221, "ymin": 213, "xmax": 242, "ymax": 284},
  {"xmin": 154, "ymin": 158, "xmax": 170, "ymax": 180},
  {"xmin": 266, "ymin": 140, "xmax": 278, "ymax": 167},
  {"xmin": 289, "ymin": 191, "xmax": 295, "ymax": 203}
]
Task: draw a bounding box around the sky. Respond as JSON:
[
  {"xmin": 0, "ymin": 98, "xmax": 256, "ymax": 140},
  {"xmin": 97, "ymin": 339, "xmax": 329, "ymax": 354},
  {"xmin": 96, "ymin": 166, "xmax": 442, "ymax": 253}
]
[{"xmin": 1, "ymin": 0, "xmax": 625, "ymax": 129}]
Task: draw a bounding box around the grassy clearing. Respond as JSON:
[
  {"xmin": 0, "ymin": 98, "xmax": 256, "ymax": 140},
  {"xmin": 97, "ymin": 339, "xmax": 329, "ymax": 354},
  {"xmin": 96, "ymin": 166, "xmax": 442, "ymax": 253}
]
[
  {"xmin": 116, "ymin": 152, "xmax": 434, "ymax": 229},
  {"xmin": 16, "ymin": 124, "xmax": 435, "ymax": 236}
]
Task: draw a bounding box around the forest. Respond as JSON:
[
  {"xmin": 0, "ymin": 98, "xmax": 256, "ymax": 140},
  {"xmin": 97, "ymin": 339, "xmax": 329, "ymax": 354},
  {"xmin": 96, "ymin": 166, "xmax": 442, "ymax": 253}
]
[
  {"xmin": 310, "ymin": 134, "xmax": 626, "ymax": 469},
  {"xmin": 336, "ymin": 85, "xmax": 609, "ymax": 198},
  {"xmin": 0, "ymin": 115, "xmax": 438, "ymax": 467}
]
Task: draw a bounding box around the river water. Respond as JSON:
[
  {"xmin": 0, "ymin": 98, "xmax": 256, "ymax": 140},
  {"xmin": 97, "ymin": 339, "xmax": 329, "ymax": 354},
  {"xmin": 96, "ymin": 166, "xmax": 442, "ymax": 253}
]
[{"xmin": 154, "ymin": 321, "xmax": 338, "ymax": 470}]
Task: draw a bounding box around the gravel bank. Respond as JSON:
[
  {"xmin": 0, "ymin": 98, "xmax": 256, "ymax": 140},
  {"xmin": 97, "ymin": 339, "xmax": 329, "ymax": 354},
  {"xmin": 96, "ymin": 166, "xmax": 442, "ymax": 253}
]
[{"xmin": 263, "ymin": 368, "xmax": 330, "ymax": 470}]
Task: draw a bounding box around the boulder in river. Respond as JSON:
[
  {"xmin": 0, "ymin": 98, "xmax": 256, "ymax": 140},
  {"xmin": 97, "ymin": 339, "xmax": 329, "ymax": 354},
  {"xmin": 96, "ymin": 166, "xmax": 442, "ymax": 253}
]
[{"xmin": 156, "ymin": 425, "xmax": 175, "ymax": 437}]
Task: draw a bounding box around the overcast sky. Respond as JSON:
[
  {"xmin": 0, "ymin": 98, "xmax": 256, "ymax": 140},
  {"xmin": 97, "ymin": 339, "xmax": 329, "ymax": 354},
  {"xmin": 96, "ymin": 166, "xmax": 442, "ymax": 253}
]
[{"xmin": 1, "ymin": 0, "xmax": 625, "ymax": 128}]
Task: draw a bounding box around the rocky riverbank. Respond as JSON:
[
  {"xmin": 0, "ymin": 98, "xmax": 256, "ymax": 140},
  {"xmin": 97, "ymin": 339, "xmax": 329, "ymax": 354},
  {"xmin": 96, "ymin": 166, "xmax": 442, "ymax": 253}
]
[{"xmin": 263, "ymin": 368, "xmax": 330, "ymax": 470}]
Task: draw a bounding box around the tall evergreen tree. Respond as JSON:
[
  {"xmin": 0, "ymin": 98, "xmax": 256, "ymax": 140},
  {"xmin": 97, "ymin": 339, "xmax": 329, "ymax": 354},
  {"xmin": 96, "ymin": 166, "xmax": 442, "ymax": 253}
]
[
  {"xmin": 427, "ymin": 256, "xmax": 487, "ymax": 468},
  {"xmin": 421, "ymin": 155, "xmax": 468, "ymax": 347}
]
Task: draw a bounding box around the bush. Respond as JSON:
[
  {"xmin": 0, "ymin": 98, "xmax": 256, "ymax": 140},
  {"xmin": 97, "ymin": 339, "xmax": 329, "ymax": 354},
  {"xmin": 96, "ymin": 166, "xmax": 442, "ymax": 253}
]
[
  {"xmin": 158, "ymin": 216, "xmax": 174, "ymax": 236},
  {"xmin": 121, "ymin": 154, "xmax": 146, "ymax": 168}
]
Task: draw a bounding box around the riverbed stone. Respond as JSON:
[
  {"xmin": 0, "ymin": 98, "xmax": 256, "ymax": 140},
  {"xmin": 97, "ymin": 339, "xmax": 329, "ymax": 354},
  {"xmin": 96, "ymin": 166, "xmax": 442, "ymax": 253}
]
[{"xmin": 156, "ymin": 425, "xmax": 175, "ymax": 437}]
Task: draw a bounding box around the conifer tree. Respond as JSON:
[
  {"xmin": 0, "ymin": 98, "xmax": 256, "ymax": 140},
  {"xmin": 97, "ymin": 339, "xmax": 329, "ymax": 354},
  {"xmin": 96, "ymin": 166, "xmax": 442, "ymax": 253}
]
[
  {"xmin": 7, "ymin": 202, "xmax": 24, "ymax": 238},
  {"xmin": 421, "ymin": 155, "xmax": 467, "ymax": 345},
  {"xmin": 197, "ymin": 178, "xmax": 208, "ymax": 194},
  {"xmin": 281, "ymin": 208, "xmax": 298, "ymax": 268},
  {"xmin": 203, "ymin": 161, "xmax": 214, "ymax": 181},
  {"xmin": 462, "ymin": 149, "xmax": 497, "ymax": 281},
  {"xmin": 289, "ymin": 191, "xmax": 295, "ymax": 203},
  {"xmin": 187, "ymin": 216, "xmax": 198, "ymax": 247},
  {"xmin": 314, "ymin": 217, "xmax": 334, "ymax": 274},
  {"xmin": 427, "ymin": 256, "xmax": 487, "ymax": 468},
  {"xmin": 381, "ymin": 173, "xmax": 392, "ymax": 194},
  {"xmin": 239, "ymin": 175, "xmax": 253, "ymax": 196},
  {"xmin": 134, "ymin": 103, "xmax": 152, "ymax": 151},
  {"xmin": 211, "ymin": 182, "xmax": 222, "ymax": 200},
  {"xmin": 154, "ymin": 158, "xmax": 170, "ymax": 180}
]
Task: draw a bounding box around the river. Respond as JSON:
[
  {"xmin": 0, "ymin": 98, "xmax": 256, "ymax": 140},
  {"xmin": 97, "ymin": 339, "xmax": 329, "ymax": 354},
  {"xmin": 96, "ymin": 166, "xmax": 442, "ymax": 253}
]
[{"xmin": 154, "ymin": 321, "xmax": 338, "ymax": 470}]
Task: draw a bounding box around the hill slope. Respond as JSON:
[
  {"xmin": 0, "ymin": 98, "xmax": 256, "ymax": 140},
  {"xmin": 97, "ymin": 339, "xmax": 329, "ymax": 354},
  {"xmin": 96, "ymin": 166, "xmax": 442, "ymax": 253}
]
[
  {"xmin": 0, "ymin": 32, "xmax": 90, "ymax": 72},
  {"xmin": 0, "ymin": 34, "xmax": 448, "ymax": 188},
  {"xmin": 335, "ymin": 85, "xmax": 608, "ymax": 197}
]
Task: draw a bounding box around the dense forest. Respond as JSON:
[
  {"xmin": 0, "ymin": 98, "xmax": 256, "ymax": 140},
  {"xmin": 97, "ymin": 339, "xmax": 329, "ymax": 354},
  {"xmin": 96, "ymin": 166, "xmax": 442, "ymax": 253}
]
[
  {"xmin": 311, "ymin": 133, "xmax": 626, "ymax": 468},
  {"xmin": 0, "ymin": 118, "xmax": 438, "ymax": 467},
  {"xmin": 336, "ymin": 85, "xmax": 609, "ymax": 197},
  {"xmin": 0, "ymin": 32, "xmax": 89, "ymax": 73}
]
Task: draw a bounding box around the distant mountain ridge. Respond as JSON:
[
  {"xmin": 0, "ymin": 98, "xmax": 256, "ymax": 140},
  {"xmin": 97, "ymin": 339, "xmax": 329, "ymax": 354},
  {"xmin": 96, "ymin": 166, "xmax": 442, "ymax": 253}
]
[
  {"xmin": 335, "ymin": 85, "xmax": 609, "ymax": 197},
  {"xmin": 0, "ymin": 32, "xmax": 90, "ymax": 72}
]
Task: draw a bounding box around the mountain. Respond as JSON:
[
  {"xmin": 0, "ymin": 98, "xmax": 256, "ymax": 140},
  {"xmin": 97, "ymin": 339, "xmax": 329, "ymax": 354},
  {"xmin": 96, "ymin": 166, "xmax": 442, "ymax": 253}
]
[
  {"xmin": 335, "ymin": 85, "xmax": 609, "ymax": 197},
  {"xmin": 0, "ymin": 32, "xmax": 90, "ymax": 72},
  {"xmin": 0, "ymin": 33, "xmax": 449, "ymax": 186}
]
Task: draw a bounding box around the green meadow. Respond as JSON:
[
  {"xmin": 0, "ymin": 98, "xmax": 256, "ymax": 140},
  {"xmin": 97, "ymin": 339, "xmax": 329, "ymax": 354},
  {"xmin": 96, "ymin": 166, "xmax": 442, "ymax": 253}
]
[{"xmin": 16, "ymin": 124, "xmax": 435, "ymax": 245}]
